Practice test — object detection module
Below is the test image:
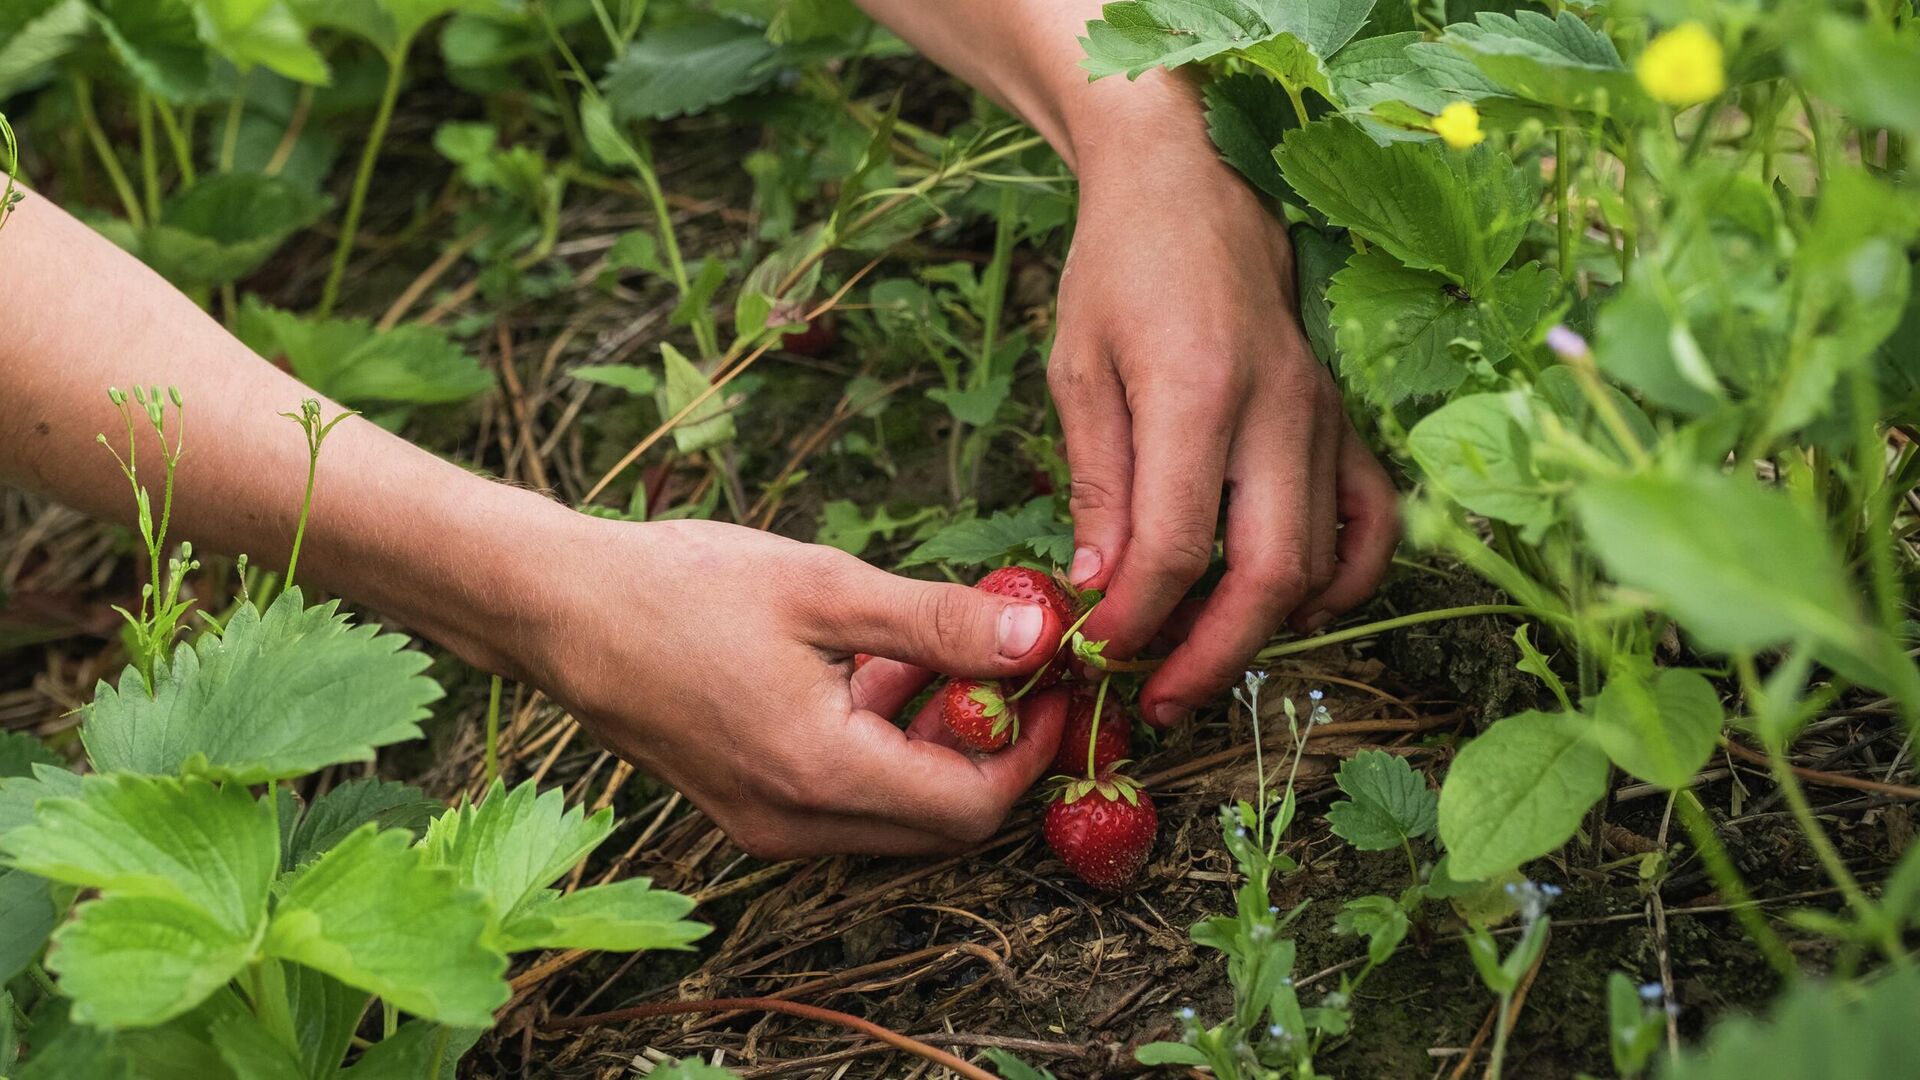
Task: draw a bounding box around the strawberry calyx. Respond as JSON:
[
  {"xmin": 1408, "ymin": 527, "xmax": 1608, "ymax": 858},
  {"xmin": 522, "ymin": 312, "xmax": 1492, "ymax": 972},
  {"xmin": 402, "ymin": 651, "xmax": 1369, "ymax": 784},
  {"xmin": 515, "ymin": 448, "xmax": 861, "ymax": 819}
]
[
  {"xmin": 966, "ymin": 683, "xmax": 1019, "ymax": 741},
  {"xmin": 1047, "ymin": 768, "xmax": 1143, "ymax": 807}
]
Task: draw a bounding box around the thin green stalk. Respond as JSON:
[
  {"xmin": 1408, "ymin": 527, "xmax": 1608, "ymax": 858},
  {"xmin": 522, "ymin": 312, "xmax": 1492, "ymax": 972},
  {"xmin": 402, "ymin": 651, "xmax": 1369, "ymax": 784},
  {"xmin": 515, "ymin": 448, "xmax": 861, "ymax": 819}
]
[
  {"xmin": 1086, "ymin": 675, "xmax": 1111, "ymax": 779},
  {"xmin": 218, "ymin": 73, "xmax": 249, "ymax": 171},
  {"xmin": 1675, "ymin": 790, "xmax": 1796, "ymax": 978},
  {"xmin": 485, "ymin": 675, "xmax": 504, "ymax": 785},
  {"xmin": 1619, "ymin": 135, "xmax": 1639, "ymax": 282},
  {"xmin": 285, "ymin": 449, "xmax": 318, "ymax": 591},
  {"xmin": 1488, "ymin": 989, "xmax": 1514, "ymax": 1080},
  {"xmin": 137, "ymin": 92, "xmax": 160, "ymax": 220},
  {"xmin": 72, "ymin": 77, "xmax": 146, "ymax": 230},
  {"xmin": 1849, "ymin": 368, "xmax": 1901, "ymax": 638},
  {"xmin": 1254, "ymin": 604, "xmax": 1532, "ymax": 662},
  {"xmin": 1763, "ymin": 745, "xmax": 1905, "ymax": 964},
  {"xmin": 153, "ymin": 98, "xmax": 195, "ymax": 184},
  {"xmin": 317, "ymin": 51, "xmax": 408, "ymax": 317},
  {"xmin": 1554, "ymin": 129, "xmax": 1574, "ymax": 276}
]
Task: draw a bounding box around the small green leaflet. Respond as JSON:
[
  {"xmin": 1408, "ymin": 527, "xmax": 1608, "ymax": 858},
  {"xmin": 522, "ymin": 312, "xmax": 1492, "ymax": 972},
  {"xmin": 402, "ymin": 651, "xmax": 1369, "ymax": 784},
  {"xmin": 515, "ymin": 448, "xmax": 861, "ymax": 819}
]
[
  {"xmin": 117, "ymin": 173, "xmax": 330, "ymax": 291},
  {"xmin": 95, "ymin": 0, "xmax": 213, "ymax": 103},
  {"xmin": 603, "ymin": 15, "xmax": 782, "ymax": 122},
  {"xmin": 267, "ymin": 825, "xmax": 504, "ymax": 1027},
  {"xmin": 570, "ymin": 363, "xmax": 659, "ymax": 396},
  {"xmin": 1204, "ymin": 73, "xmax": 1303, "ymax": 203},
  {"xmin": 899, "ymin": 498, "xmax": 1073, "ymax": 569},
  {"xmin": 812, "ymin": 500, "xmax": 938, "ymax": 556},
  {"xmin": 0, "ymin": 730, "xmax": 59, "ymax": 778},
  {"xmin": 1441, "ymin": 10, "xmax": 1644, "ymax": 118},
  {"xmin": 193, "ymin": 0, "xmax": 329, "ymax": 83},
  {"xmin": 1589, "ymin": 660, "xmax": 1722, "ymax": 792},
  {"xmin": 1406, "ymin": 391, "xmax": 1562, "ymax": 542},
  {"xmin": 236, "ymin": 298, "xmax": 493, "ymax": 407},
  {"xmin": 1325, "ymin": 750, "xmax": 1437, "ymax": 851},
  {"xmin": 285, "ymin": 778, "xmax": 444, "ymax": 871},
  {"xmin": 0, "ymin": 867, "xmax": 59, "ymax": 983},
  {"xmin": 0, "ymin": 0, "xmax": 92, "ymax": 100},
  {"xmin": 421, "ymin": 779, "xmax": 707, "ymax": 955},
  {"xmin": 1079, "ymin": 0, "xmax": 1376, "ymax": 103},
  {"xmin": 659, "ymin": 343, "xmax": 738, "ymax": 453},
  {"xmin": 1276, "ymin": 118, "xmax": 1539, "ymax": 293},
  {"xmin": 1437, "ymin": 710, "xmax": 1609, "ymax": 879},
  {"xmin": 82, "ymin": 589, "xmax": 443, "ymax": 784},
  {"xmin": 1332, "ymin": 893, "xmax": 1409, "ymax": 965}
]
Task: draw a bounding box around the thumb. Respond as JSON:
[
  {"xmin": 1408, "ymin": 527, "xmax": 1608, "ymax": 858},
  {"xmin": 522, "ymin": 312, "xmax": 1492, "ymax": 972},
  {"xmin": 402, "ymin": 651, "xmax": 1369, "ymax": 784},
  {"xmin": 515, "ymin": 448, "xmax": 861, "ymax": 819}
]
[{"xmin": 812, "ymin": 557, "xmax": 1062, "ymax": 680}]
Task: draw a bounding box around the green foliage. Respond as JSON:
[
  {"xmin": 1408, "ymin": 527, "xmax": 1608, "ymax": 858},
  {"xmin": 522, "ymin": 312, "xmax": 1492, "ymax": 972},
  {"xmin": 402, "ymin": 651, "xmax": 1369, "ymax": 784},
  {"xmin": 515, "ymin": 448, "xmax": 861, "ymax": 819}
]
[
  {"xmin": 603, "ymin": 15, "xmax": 783, "ymax": 122},
  {"xmin": 82, "ymin": 588, "xmax": 441, "ymax": 783},
  {"xmin": 1324, "ymin": 749, "xmax": 1436, "ymax": 851},
  {"xmin": 1589, "ymin": 661, "xmax": 1722, "ymax": 792},
  {"xmin": 1438, "ymin": 711, "xmax": 1608, "ymax": 880},
  {"xmin": 900, "ymin": 498, "xmax": 1073, "ymax": 569},
  {"xmin": 1659, "ymin": 970, "xmax": 1920, "ymax": 1080},
  {"xmin": 237, "ymin": 299, "xmax": 494, "ymax": 407},
  {"xmin": 97, "ymin": 173, "xmax": 329, "ymax": 290}
]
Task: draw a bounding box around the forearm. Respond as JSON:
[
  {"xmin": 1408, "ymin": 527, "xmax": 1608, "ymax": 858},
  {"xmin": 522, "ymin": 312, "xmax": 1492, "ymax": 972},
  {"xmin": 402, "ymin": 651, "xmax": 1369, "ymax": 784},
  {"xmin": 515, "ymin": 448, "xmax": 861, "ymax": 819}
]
[
  {"xmin": 0, "ymin": 188, "xmax": 556, "ymax": 676},
  {"xmin": 853, "ymin": 0, "xmax": 1215, "ymax": 183}
]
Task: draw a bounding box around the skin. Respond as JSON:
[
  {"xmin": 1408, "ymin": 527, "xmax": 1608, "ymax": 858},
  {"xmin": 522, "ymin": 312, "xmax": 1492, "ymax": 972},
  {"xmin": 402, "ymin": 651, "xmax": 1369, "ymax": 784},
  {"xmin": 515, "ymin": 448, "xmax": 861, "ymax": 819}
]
[
  {"xmin": 0, "ymin": 3, "xmax": 1398, "ymax": 857},
  {"xmin": 857, "ymin": 0, "xmax": 1401, "ymax": 727}
]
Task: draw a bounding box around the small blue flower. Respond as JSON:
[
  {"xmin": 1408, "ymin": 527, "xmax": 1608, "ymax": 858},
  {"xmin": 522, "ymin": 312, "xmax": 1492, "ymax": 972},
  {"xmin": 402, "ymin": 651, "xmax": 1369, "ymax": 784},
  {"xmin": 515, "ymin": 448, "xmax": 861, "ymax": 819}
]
[
  {"xmin": 1308, "ymin": 689, "xmax": 1324, "ymax": 701},
  {"xmin": 1638, "ymin": 982, "xmax": 1664, "ymax": 1003},
  {"xmin": 1178, "ymin": 1006, "xmax": 1196, "ymax": 1021},
  {"xmin": 1267, "ymin": 1024, "xmax": 1286, "ymax": 1039},
  {"xmin": 1278, "ymin": 976, "xmax": 1292, "ymax": 987},
  {"xmin": 1268, "ymin": 904, "xmax": 1279, "ymax": 915}
]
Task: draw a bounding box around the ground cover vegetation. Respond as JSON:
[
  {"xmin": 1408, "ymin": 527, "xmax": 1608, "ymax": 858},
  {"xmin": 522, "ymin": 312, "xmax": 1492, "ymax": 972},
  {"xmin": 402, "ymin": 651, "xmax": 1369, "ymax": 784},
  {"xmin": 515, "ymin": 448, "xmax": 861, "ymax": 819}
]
[{"xmin": 1, "ymin": 0, "xmax": 1918, "ymax": 1076}]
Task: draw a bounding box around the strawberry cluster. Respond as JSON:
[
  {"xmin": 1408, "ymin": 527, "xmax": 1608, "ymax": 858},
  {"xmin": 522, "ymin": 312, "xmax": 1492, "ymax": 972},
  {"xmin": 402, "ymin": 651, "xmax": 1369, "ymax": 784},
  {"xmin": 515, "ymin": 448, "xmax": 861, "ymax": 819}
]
[{"xmin": 928, "ymin": 566, "xmax": 1157, "ymax": 892}]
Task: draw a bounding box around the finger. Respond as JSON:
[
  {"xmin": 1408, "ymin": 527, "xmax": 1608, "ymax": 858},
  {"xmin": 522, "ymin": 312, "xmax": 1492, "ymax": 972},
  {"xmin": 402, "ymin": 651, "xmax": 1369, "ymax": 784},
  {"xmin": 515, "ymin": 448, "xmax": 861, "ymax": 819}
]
[
  {"xmin": 850, "ymin": 657, "xmax": 937, "ymax": 720},
  {"xmin": 837, "ymin": 688, "xmax": 1071, "ymax": 841},
  {"xmin": 802, "ymin": 553, "xmax": 1063, "ymax": 679},
  {"xmin": 1139, "ymin": 402, "xmax": 1319, "ymax": 727},
  {"xmin": 1079, "ymin": 388, "xmax": 1233, "ymax": 661},
  {"xmin": 1049, "ymin": 349, "xmax": 1133, "ymax": 592},
  {"xmin": 1291, "ymin": 428, "xmax": 1401, "ymax": 629},
  {"xmin": 904, "ymin": 684, "xmax": 959, "ymax": 748}
]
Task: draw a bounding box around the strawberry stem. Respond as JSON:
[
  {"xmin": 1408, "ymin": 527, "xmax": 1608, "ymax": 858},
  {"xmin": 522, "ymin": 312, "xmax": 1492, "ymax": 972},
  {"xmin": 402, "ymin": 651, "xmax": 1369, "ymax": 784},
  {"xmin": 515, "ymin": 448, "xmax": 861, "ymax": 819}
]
[
  {"xmin": 1005, "ymin": 601, "xmax": 1100, "ymax": 702},
  {"xmin": 1086, "ymin": 674, "xmax": 1111, "ymax": 780},
  {"xmin": 549, "ymin": 996, "xmax": 1001, "ymax": 1080}
]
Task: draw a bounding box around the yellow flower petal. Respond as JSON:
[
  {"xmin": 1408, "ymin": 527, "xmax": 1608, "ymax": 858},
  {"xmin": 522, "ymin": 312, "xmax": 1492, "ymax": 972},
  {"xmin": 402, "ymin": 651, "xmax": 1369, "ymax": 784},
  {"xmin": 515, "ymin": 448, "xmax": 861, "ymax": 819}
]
[
  {"xmin": 1636, "ymin": 22, "xmax": 1726, "ymax": 107},
  {"xmin": 1433, "ymin": 101, "xmax": 1485, "ymax": 149}
]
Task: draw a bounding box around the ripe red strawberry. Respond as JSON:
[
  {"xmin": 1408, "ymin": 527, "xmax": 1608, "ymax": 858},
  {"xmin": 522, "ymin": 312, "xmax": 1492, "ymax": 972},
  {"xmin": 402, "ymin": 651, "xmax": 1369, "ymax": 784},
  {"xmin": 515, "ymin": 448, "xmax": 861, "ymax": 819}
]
[
  {"xmin": 976, "ymin": 566, "xmax": 1074, "ymax": 689},
  {"xmin": 1050, "ymin": 690, "xmax": 1134, "ymax": 776},
  {"xmin": 941, "ymin": 678, "xmax": 1017, "ymax": 751},
  {"xmin": 1044, "ymin": 774, "xmax": 1157, "ymax": 891},
  {"xmin": 780, "ymin": 312, "xmax": 837, "ymax": 356}
]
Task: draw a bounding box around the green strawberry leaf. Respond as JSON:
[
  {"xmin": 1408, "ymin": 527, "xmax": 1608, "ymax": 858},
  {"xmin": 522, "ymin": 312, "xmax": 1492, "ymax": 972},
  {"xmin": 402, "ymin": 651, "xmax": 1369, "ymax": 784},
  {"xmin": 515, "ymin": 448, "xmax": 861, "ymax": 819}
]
[
  {"xmin": 266, "ymin": 825, "xmax": 504, "ymax": 1027},
  {"xmin": 0, "ymin": 0, "xmax": 91, "ymax": 100},
  {"xmin": 236, "ymin": 298, "xmax": 493, "ymax": 407},
  {"xmin": 1440, "ymin": 10, "xmax": 1644, "ymax": 117},
  {"xmin": 0, "ymin": 866, "xmax": 60, "ymax": 983},
  {"xmin": 1079, "ymin": 0, "xmax": 1375, "ymax": 101},
  {"xmin": 1204, "ymin": 73, "xmax": 1303, "ymax": 202},
  {"xmin": 497, "ymin": 877, "xmax": 707, "ymax": 954},
  {"xmin": 82, "ymin": 589, "xmax": 442, "ymax": 784},
  {"xmin": 603, "ymin": 15, "xmax": 782, "ymax": 122},
  {"xmin": 95, "ymin": 0, "xmax": 214, "ymax": 103},
  {"xmin": 193, "ymin": 0, "xmax": 329, "ymax": 82},
  {"xmin": 208, "ymin": 1010, "xmax": 306, "ymax": 1078},
  {"xmin": 283, "ymin": 964, "xmax": 371, "ymax": 1077},
  {"xmin": 1276, "ymin": 118, "xmax": 1539, "ymax": 292},
  {"xmin": 132, "ymin": 173, "xmax": 330, "ymax": 290},
  {"xmin": 1325, "ymin": 749, "xmax": 1437, "ymax": 851},
  {"xmin": 900, "ymin": 498, "xmax": 1073, "ymax": 569},
  {"xmin": 52, "ymin": 895, "xmax": 259, "ymax": 1029},
  {"xmin": 0, "ymin": 731, "xmax": 59, "ymax": 779},
  {"xmin": 1437, "ymin": 710, "xmax": 1609, "ymax": 879},
  {"xmin": 285, "ymin": 778, "xmax": 443, "ymax": 871},
  {"xmin": 1327, "ymin": 250, "xmax": 1555, "ymax": 404},
  {"xmin": 421, "ymin": 779, "xmax": 611, "ymax": 928}
]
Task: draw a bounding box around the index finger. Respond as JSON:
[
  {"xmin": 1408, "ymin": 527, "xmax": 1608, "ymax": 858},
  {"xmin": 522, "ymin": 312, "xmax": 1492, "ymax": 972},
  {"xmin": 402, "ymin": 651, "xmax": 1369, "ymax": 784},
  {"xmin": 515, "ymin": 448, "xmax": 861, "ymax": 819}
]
[
  {"xmin": 837, "ymin": 688, "xmax": 1070, "ymax": 842},
  {"xmin": 1078, "ymin": 389, "xmax": 1233, "ymax": 660}
]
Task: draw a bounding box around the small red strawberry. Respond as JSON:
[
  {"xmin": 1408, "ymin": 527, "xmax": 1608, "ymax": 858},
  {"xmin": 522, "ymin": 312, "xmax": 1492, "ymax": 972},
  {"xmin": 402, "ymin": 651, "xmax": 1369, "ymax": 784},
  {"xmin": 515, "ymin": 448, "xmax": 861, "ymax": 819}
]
[
  {"xmin": 1050, "ymin": 690, "xmax": 1134, "ymax": 776},
  {"xmin": 976, "ymin": 566, "xmax": 1074, "ymax": 689},
  {"xmin": 941, "ymin": 678, "xmax": 1017, "ymax": 751},
  {"xmin": 1044, "ymin": 773, "xmax": 1157, "ymax": 891}
]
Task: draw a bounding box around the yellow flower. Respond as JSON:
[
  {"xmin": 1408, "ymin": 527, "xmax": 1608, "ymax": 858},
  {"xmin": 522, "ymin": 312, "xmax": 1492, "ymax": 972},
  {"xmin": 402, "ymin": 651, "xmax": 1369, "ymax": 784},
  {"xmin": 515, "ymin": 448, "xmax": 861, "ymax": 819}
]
[
  {"xmin": 1636, "ymin": 22, "xmax": 1725, "ymax": 107},
  {"xmin": 1433, "ymin": 102, "xmax": 1485, "ymax": 149}
]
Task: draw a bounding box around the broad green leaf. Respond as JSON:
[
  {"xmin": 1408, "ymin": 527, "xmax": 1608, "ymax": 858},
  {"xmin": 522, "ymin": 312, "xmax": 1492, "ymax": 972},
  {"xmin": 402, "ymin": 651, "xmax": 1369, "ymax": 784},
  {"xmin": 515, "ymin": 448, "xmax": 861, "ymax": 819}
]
[
  {"xmin": 11, "ymin": 1002, "xmax": 133, "ymax": 1078},
  {"xmin": 1204, "ymin": 74, "xmax": 1302, "ymax": 202},
  {"xmin": 237, "ymin": 299, "xmax": 491, "ymax": 407},
  {"xmin": 50, "ymin": 895, "xmax": 258, "ymax": 1028},
  {"xmin": 496, "ymin": 876, "xmax": 707, "ymax": 953},
  {"xmin": 1325, "ymin": 750, "xmax": 1437, "ymax": 850},
  {"xmin": 1589, "ymin": 660, "xmax": 1722, "ymax": 792},
  {"xmin": 1276, "ymin": 118, "xmax": 1538, "ymax": 291},
  {"xmin": 0, "ymin": 0, "xmax": 91, "ymax": 99},
  {"xmin": 0, "ymin": 775, "xmax": 274, "ymax": 935},
  {"xmin": 338, "ymin": 1019, "xmax": 481, "ymax": 1078},
  {"xmin": 1571, "ymin": 472, "xmax": 1862, "ymax": 655},
  {"xmin": 1785, "ymin": 16, "xmax": 1920, "ymax": 144},
  {"xmin": 135, "ymin": 173, "xmax": 330, "ymax": 290},
  {"xmin": 96, "ymin": 0, "xmax": 214, "ymax": 103},
  {"xmin": 285, "ymin": 778, "xmax": 442, "ymax": 870},
  {"xmin": 0, "ymin": 867, "xmax": 59, "ymax": 982},
  {"xmin": 658, "ymin": 343, "xmax": 737, "ymax": 453},
  {"xmin": 1328, "ymin": 251, "xmax": 1555, "ymax": 404},
  {"xmin": 1291, "ymin": 223, "xmax": 1352, "ymax": 368},
  {"xmin": 420, "ymin": 779, "xmax": 611, "ymax": 927},
  {"xmin": 1592, "ymin": 275, "xmax": 1725, "ymax": 415},
  {"xmin": 1660, "ymin": 970, "xmax": 1920, "ymax": 1080},
  {"xmin": 603, "ymin": 16, "xmax": 782, "ymax": 122},
  {"xmin": 671, "ymin": 256, "xmax": 730, "ymax": 330},
  {"xmin": 571, "ymin": 364, "xmax": 659, "ymax": 395},
  {"xmin": 929, "ymin": 375, "xmax": 1012, "ymax": 426},
  {"xmin": 82, "ymin": 590, "xmax": 442, "ymax": 784},
  {"xmin": 1442, "ymin": 10, "xmax": 1643, "ymax": 117},
  {"xmin": 192, "ymin": 0, "xmax": 328, "ymax": 83},
  {"xmin": 711, "ymin": 0, "xmax": 869, "ymax": 44},
  {"xmin": 266, "ymin": 826, "xmax": 503, "ymax": 1027},
  {"xmin": 1406, "ymin": 391, "xmax": 1560, "ymax": 539},
  {"xmin": 1438, "ymin": 711, "xmax": 1608, "ymax": 879},
  {"xmin": 208, "ymin": 1011, "xmax": 305, "ymax": 1078},
  {"xmin": 0, "ymin": 764, "xmax": 82, "ymax": 838},
  {"xmin": 1531, "ymin": 364, "xmax": 1657, "ymax": 462},
  {"xmin": 283, "ymin": 964, "xmax": 369, "ymax": 1077},
  {"xmin": 899, "ymin": 498, "xmax": 1073, "ymax": 569}
]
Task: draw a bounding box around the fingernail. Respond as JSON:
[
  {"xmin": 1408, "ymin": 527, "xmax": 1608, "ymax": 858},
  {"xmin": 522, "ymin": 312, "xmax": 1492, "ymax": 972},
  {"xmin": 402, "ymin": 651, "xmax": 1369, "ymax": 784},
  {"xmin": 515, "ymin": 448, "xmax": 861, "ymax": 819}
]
[
  {"xmin": 1303, "ymin": 610, "xmax": 1333, "ymax": 633},
  {"xmin": 1152, "ymin": 703, "xmax": 1193, "ymax": 728},
  {"xmin": 997, "ymin": 603, "xmax": 1046, "ymax": 659},
  {"xmin": 1068, "ymin": 546, "xmax": 1101, "ymax": 587}
]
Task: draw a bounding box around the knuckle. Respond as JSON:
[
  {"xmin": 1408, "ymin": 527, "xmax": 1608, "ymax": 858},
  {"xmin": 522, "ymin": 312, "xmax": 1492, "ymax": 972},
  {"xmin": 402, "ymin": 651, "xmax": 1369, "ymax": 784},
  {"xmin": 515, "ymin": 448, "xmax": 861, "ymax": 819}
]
[
  {"xmin": 1142, "ymin": 523, "xmax": 1216, "ymax": 581},
  {"xmin": 752, "ymin": 761, "xmax": 830, "ymax": 816},
  {"xmin": 1046, "ymin": 357, "xmax": 1097, "ymax": 406},
  {"xmin": 1067, "ymin": 474, "xmax": 1124, "ymax": 516},
  {"xmin": 915, "ymin": 586, "xmax": 979, "ymax": 655}
]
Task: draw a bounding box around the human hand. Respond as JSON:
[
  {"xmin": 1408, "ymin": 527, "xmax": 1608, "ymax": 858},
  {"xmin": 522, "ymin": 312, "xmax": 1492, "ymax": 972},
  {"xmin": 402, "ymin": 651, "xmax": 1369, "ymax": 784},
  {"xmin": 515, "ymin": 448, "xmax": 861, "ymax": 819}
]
[
  {"xmin": 516, "ymin": 515, "xmax": 1072, "ymax": 858},
  {"xmin": 1048, "ymin": 145, "xmax": 1400, "ymax": 728}
]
